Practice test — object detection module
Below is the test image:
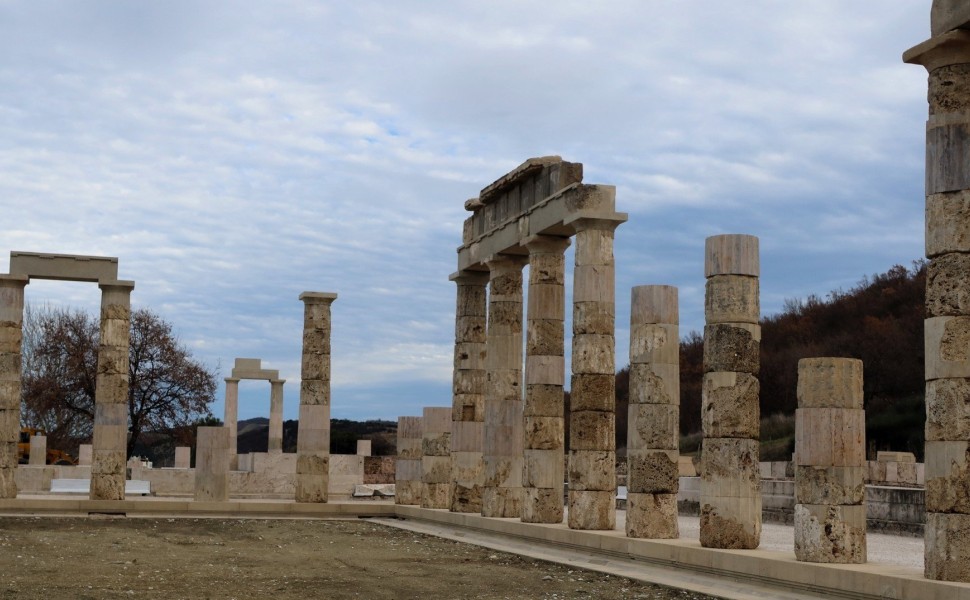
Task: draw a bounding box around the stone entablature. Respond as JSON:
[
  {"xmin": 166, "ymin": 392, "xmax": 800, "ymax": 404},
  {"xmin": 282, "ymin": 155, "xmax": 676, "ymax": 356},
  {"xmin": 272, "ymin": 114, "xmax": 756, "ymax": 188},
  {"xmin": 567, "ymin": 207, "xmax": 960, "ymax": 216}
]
[{"xmin": 9, "ymin": 251, "xmax": 120, "ymax": 283}]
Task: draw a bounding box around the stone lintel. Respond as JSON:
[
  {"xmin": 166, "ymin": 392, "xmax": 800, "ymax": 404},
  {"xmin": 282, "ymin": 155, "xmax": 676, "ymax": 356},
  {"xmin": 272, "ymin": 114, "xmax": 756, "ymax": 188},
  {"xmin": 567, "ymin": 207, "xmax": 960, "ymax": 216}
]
[
  {"xmin": 299, "ymin": 291, "xmax": 338, "ymax": 303},
  {"xmin": 933, "ymin": 0, "xmax": 970, "ymax": 37},
  {"xmin": 10, "ymin": 251, "xmax": 120, "ymax": 283},
  {"xmin": 230, "ymin": 358, "xmax": 280, "ymax": 381},
  {"xmin": 904, "ymin": 30, "xmax": 970, "ymax": 71}
]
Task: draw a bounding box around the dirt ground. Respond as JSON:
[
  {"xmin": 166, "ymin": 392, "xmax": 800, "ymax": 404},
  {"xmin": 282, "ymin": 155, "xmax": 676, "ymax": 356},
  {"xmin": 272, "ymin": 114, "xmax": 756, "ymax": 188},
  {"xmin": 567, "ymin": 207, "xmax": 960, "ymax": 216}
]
[{"xmin": 0, "ymin": 516, "xmax": 717, "ymax": 599}]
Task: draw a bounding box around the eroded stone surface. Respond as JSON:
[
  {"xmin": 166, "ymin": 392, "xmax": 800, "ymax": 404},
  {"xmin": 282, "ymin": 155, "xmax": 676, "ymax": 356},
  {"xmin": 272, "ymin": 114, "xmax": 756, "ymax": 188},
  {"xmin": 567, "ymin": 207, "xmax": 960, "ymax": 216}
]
[
  {"xmin": 626, "ymin": 493, "xmax": 678, "ymax": 539},
  {"xmin": 699, "ymin": 498, "xmax": 761, "ymax": 549},
  {"xmin": 795, "ymin": 466, "xmax": 866, "ymax": 505},
  {"xmin": 628, "ymin": 404, "xmax": 678, "ymax": 450},
  {"xmin": 567, "ymin": 490, "xmax": 615, "ymax": 530},
  {"xmin": 701, "ymin": 372, "xmax": 759, "ymax": 439},
  {"xmin": 569, "ymin": 411, "xmax": 615, "ymax": 450},
  {"xmin": 568, "ymin": 450, "xmax": 615, "ymax": 491},
  {"xmin": 705, "ymin": 275, "xmax": 759, "ymax": 324},
  {"xmin": 481, "ymin": 486, "xmax": 522, "ymax": 518},
  {"xmin": 927, "ymin": 190, "xmax": 970, "ymax": 257},
  {"xmin": 796, "ymin": 358, "xmax": 864, "ymax": 409},
  {"xmin": 794, "ymin": 503, "xmax": 866, "ymax": 564},
  {"xmin": 926, "ymin": 378, "xmax": 970, "ymax": 441},
  {"xmin": 627, "ymin": 449, "xmax": 678, "ymax": 494},
  {"xmin": 522, "ymin": 488, "xmax": 564, "ymax": 523},
  {"xmin": 927, "ymin": 252, "xmax": 970, "ymax": 316},
  {"xmin": 628, "ymin": 363, "xmax": 679, "ymax": 405},
  {"xmin": 703, "ymin": 324, "xmax": 759, "ymax": 374},
  {"xmin": 926, "ymin": 512, "xmax": 970, "ymax": 581},
  {"xmin": 700, "ymin": 438, "xmax": 759, "ymax": 497},
  {"xmin": 421, "ymin": 482, "xmax": 451, "ymax": 509}
]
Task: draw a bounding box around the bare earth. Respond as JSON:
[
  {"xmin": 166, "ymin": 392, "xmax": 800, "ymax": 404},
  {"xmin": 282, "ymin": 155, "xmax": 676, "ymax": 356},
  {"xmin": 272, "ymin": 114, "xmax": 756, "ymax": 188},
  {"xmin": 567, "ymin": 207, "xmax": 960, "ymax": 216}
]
[{"xmin": 0, "ymin": 517, "xmax": 715, "ymax": 600}]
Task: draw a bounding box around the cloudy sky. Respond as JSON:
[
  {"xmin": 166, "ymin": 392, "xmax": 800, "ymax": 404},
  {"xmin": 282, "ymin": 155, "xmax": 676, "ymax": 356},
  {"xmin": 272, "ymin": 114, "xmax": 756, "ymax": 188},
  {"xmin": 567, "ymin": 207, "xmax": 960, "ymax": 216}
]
[{"xmin": 0, "ymin": 1, "xmax": 932, "ymax": 422}]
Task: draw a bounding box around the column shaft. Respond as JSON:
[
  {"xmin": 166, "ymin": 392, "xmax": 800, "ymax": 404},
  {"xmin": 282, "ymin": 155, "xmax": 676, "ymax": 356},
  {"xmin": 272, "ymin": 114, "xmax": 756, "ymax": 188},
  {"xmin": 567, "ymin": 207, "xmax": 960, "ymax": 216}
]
[
  {"xmin": 569, "ymin": 219, "xmax": 619, "ymax": 531},
  {"xmin": 395, "ymin": 416, "xmax": 423, "ymax": 505},
  {"xmin": 422, "ymin": 406, "xmax": 452, "ymax": 508},
  {"xmin": 224, "ymin": 378, "xmax": 239, "ymax": 469},
  {"xmin": 482, "ymin": 255, "xmax": 527, "ymax": 518},
  {"xmin": 450, "ymin": 271, "xmax": 488, "ymax": 513},
  {"xmin": 91, "ymin": 280, "xmax": 134, "ymax": 501},
  {"xmin": 522, "ymin": 236, "xmax": 570, "ymax": 524},
  {"xmin": 268, "ymin": 379, "xmax": 285, "ymax": 453},
  {"xmin": 296, "ymin": 292, "xmax": 337, "ymax": 503},
  {"xmin": 0, "ymin": 275, "xmax": 27, "ymax": 498}
]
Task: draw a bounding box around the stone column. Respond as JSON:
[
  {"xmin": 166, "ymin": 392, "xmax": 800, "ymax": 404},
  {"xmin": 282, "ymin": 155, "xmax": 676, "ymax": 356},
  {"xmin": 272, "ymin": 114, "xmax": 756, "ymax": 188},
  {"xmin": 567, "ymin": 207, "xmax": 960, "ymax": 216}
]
[
  {"xmin": 421, "ymin": 407, "xmax": 452, "ymax": 509},
  {"xmin": 522, "ymin": 235, "xmax": 570, "ymax": 524},
  {"xmin": 794, "ymin": 358, "xmax": 866, "ymax": 564},
  {"xmin": 395, "ymin": 416, "xmax": 423, "ymax": 505},
  {"xmin": 224, "ymin": 378, "xmax": 239, "ymax": 469},
  {"xmin": 268, "ymin": 379, "xmax": 285, "ymax": 453},
  {"xmin": 296, "ymin": 292, "xmax": 336, "ymax": 503},
  {"xmin": 626, "ymin": 285, "xmax": 680, "ymax": 538},
  {"xmin": 91, "ymin": 280, "xmax": 134, "ymax": 501},
  {"xmin": 194, "ymin": 426, "xmax": 229, "ymax": 501},
  {"xmin": 482, "ymin": 255, "xmax": 527, "ymax": 518},
  {"xmin": 0, "ymin": 275, "xmax": 27, "ymax": 498},
  {"xmin": 568, "ymin": 218, "xmax": 620, "ymax": 530},
  {"xmin": 699, "ymin": 234, "xmax": 761, "ymax": 549},
  {"xmin": 905, "ymin": 11, "xmax": 970, "ymax": 582},
  {"xmin": 174, "ymin": 446, "xmax": 191, "ymax": 469},
  {"xmin": 450, "ymin": 271, "xmax": 488, "ymax": 513},
  {"xmin": 28, "ymin": 435, "xmax": 46, "ymax": 466}
]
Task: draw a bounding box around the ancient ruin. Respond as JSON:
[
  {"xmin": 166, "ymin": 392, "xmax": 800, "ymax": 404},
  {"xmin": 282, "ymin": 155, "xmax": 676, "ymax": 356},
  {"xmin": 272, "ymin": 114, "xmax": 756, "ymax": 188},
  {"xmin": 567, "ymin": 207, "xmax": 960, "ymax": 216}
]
[
  {"xmin": 421, "ymin": 407, "xmax": 452, "ymax": 509},
  {"xmin": 224, "ymin": 358, "xmax": 285, "ymax": 470},
  {"xmin": 296, "ymin": 292, "xmax": 336, "ymax": 503},
  {"xmin": 395, "ymin": 415, "xmax": 423, "ymax": 506}
]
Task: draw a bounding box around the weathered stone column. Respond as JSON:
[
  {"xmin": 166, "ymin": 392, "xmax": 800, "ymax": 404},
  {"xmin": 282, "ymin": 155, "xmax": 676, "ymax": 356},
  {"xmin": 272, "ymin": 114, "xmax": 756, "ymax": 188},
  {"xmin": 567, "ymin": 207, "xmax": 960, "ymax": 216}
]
[
  {"xmin": 296, "ymin": 292, "xmax": 337, "ymax": 503},
  {"xmin": 569, "ymin": 218, "xmax": 620, "ymax": 531},
  {"xmin": 905, "ymin": 6, "xmax": 970, "ymax": 581},
  {"xmin": 699, "ymin": 234, "xmax": 760, "ymax": 549},
  {"xmin": 794, "ymin": 358, "xmax": 866, "ymax": 564},
  {"xmin": 223, "ymin": 378, "xmax": 240, "ymax": 469},
  {"xmin": 421, "ymin": 407, "xmax": 452, "ymax": 509},
  {"xmin": 0, "ymin": 275, "xmax": 27, "ymax": 498},
  {"xmin": 28, "ymin": 435, "xmax": 46, "ymax": 466},
  {"xmin": 194, "ymin": 426, "xmax": 229, "ymax": 501},
  {"xmin": 268, "ymin": 379, "xmax": 285, "ymax": 453},
  {"xmin": 482, "ymin": 255, "xmax": 527, "ymax": 518},
  {"xmin": 450, "ymin": 270, "xmax": 488, "ymax": 513},
  {"xmin": 91, "ymin": 280, "xmax": 134, "ymax": 501},
  {"xmin": 395, "ymin": 416, "xmax": 423, "ymax": 505},
  {"xmin": 522, "ymin": 235, "xmax": 570, "ymax": 524},
  {"xmin": 626, "ymin": 285, "xmax": 680, "ymax": 538}
]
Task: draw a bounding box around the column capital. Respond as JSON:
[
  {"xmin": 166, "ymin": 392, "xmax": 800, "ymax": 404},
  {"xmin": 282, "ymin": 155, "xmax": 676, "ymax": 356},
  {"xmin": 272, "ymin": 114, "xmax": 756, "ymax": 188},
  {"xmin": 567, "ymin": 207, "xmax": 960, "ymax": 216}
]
[
  {"xmin": 270, "ymin": 379, "xmax": 286, "ymax": 385},
  {"xmin": 905, "ymin": 30, "xmax": 970, "ymax": 72},
  {"xmin": 98, "ymin": 279, "xmax": 136, "ymax": 292},
  {"xmin": 449, "ymin": 270, "xmax": 490, "ymax": 286},
  {"xmin": 524, "ymin": 235, "xmax": 571, "ymax": 255},
  {"xmin": 565, "ymin": 215, "xmax": 626, "ymax": 233},
  {"xmin": 483, "ymin": 253, "xmax": 528, "ymax": 273},
  {"xmin": 299, "ymin": 291, "xmax": 337, "ymax": 305},
  {"xmin": 0, "ymin": 274, "xmax": 29, "ymax": 288},
  {"xmin": 225, "ymin": 377, "xmax": 240, "ymax": 384}
]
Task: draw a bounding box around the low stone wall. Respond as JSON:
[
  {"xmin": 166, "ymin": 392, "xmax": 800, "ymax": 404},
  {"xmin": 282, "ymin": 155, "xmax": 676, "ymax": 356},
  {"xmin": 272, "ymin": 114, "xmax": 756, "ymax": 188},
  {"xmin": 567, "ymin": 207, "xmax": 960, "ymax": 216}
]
[{"xmin": 364, "ymin": 456, "xmax": 395, "ymax": 484}]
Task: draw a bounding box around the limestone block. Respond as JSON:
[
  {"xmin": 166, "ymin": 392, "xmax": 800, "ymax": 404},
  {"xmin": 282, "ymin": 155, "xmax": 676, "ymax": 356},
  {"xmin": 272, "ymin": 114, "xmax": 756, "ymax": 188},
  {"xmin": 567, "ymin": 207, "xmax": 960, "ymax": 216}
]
[
  {"xmin": 869, "ymin": 460, "xmax": 887, "ymax": 484},
  {"xmin": 456, "ymin": 315, "xmax": 486, "ymax": 343},
  {"xmin": 485, "ymin": 369, "xmax": 522, "ymax": 403},
  {"xmin": 454, "ymin": 342, "xmax": 486, "ymax": 370},
  {"xmin": 877, "ymin": 450, "xmax": 916, "ymax": 464},
  {"xmin": 296, "ymin": 428, "xmax": 330, "ymax": 453},
  {"xmin": 705, "ymin": 276, "xmax": 759, "ymax": 324},
  {"xmin": 571, "ymin": 334, "xmax": 615, "ymax": 375},
  {"xmin": 927, "ymin": 316, "xmax": 970, "ymax": 379},
  {"xmin": 525, "ymin": 355, "xmax": 564, "ymax": 386},
  {"xmin": 930, "ymin": 253, "xmax": 970, "ymax": 318},
  {"xmin": 626, "ymin": 493, "xmax": 678, "ymax": 539},
  {"xmin": 521, "ymin": 487, "xmax": 563, "ymax": 523},
  {"xmin": 568, "ymin": 450, "xmax": 615, "ymax": 491},
  {"xmin": 574, "ymin": 228, "xmax": 615, "ymax": 266},
  {"xmin": 296, "ymin": 472, "xmax": 329, "ymax": 503},
  {"xmin": 451, "ymin": 421, "xmax": 483, "ymax": 452},
  {"xmin": 484, "ymin": 456, "xmax": 523, "ymax": 488},
  {"xmin": 567, "ymin": 490, "xmax": 616, "ymax": 530},
  {"xmin": 422, "ymin": 455, "xmax": 452, "ymax": 484},
  {"xmin": 797, "ymin": 358, "xmax": 864, "ymax": 409},
  {"xmin": 925, "ymin": 440, "xmax": 970, "ymax": 513},
  {"xmin": 524, "ymin": 416, "xmax": 563, "ymax": 450},
  {"xmin": 699, "ymin": 494, "xmax": 762, "ymax": 549},
  {"xmin": 481, "ymin": 486, "xmax": 522, "ymax": 518},
  {"xmin": 573, "ymin": 267, "xmax": 615, "ymax": 305},
  {"xmin": 630, "ymin": 285, "xmax": 678, "ymax": 325},
  {"xmin": 28, "ymin": 435, "xmax": 45, "ymax": 466},
  {"xmin": 452, "ymin": 393, "xmax": 484, "ymax": 422},
  {"xmin": 451, "ymin": 481, "xmax": 483, "ymax": 513},
  {"xmin": 452, "ymin": 451, "xmax": 484, "ymax": 481},
  {"xmin": 527, "ymin": 284, "xmax": 566, "ymax": 321},
  {"xmin": 704, "ymin": 234, "xmax": 759, "ymax": 278},
  {"xmin": 397, "ymin": 416, "xmax": 423, "ymax": 439},
  {"xmin": 174, "ymin": 447, "xmax": 190, "ymax": 469},
  {"xmin": 700, "ymin": 438, "xmax": 760, "ymax": 498},
  {"xmin": 78, "ymin": 444, "xmax": 92, "ymax": 466},
  {"xmin": 91, "ymin": 472, "xmax": 125, "ymax": 501},
  {"xmin": 95, "ymin": 401, "xmax": 128, "ymax": 426},
  {"xmin": 487, "ymin": 302, "xmax": 523, "ymax": 332},
  {"xmin": 297, "ymin": 453, "xmax": 329, "ymax": 475},
  {"xmin": 396, "ymin": 438, "xmax": 422, "ymax": 460},
  {"xmin": 527, "ymin": 249, "xmax": 567, "ymax": 286},
  {"xmin": 926, "ymin": 378, "xmax": 970, "ymax": 440},
  {"xmin": 703, "ymin": 324, "xmax": 760, "ymax": 374},
  {"xmin": 701, "ymin": 372, "xmax": 759, "ymax": 439},
  {"xmin": 794, "ymin": 408, "xmax": 865, "ymax": 467},
  {"xmin": 925, "ymin": 512, "xmax": 970, "ymax": 581},
  {"xmin": 569, "ymin": 411, "xmax": 615, "ymax": 451},
  {"xmin": 394, "ymin": 458, "xmax": 423, "ymax": 481},
  {"xmin": 421, "ymin": 482, "xmax": 451, "ymax": 509},
  {"xmin": 0, "ymin": 354, "xmax": 19, "ymax": 383},
  {"xmin": 91, "ymin": 449, "xmax": 127, "ymax": 475},
  {"xmin": 300, "ymin": 353, "xmax": 331, "ymax": 381},
  {"xmin": 423, "ymin": 407, "xmax": 451, "ymax": 433},
  {"xmin": 627, "ymin": 448, "xmax": 679, "ymax": 494},
  {"xmin": 95, "ymin": 373, "xmax": 129, "ymax": 405},
  {"xmin": 524, "ymin": 384, "xmax": 564, "ymax": 417},
  {"xmin": 0, "ymin": 327, "xmax": 22, "ymax": 354},
  {"xmin": 628, "ymin": 363, "xmax": 679, "ymax": 405},
  {"xmin": 926, "ymin": 191, "xmax": 970, "ymax": 257},
  {"xmin": 0, "ymin": 380, "xmax": 19, "ymax": 409},
  {"xmin": 300, "ymin": 380, "xmax": 330, "ymax": 405},
  {"xmin": 0, "ymin": 410, "xmax": 18, "ymax": 443},
  {"xmin": 794, "ymin": 503, "xmax": 866, "ymax": 564},
  {"xmin": 795, "ymin": 466, "xmax": 866, "ymax": 505},
  {"xmin": 627, "ymin": 403, "xmax": 678, "ymax": 451},
  {"xmin": 573, "ymin": 301, "xmax": 614, "ymax": 335},
  {"xmin": 455, "ymin": 285, "xmax": 487, "ymax": 317},
  {"xmin": 100, "ymin": 303, "xmax": 131, "ymax": 322},
  {"xmin": 0, "ymin": 442, "xmax": 16, "ymax": 468},
  {"xmin": 523, "ymin": 449, "xmax": 563, "ymax": 488},
  {"xmin": 570, "ymin": 373, "xmax": 614, "ymax": 411},
  {"xmin": 488, "ymin": 267, "xmax": 524, "ymax": 300},
  {"xmin": 526, "ymin": 321, "xmax": 564, "ymax": 358},
  {"xmin": 96, "ymin": 345, "xmax": 127, "ymax": 376},
  {"xmin": 299, "ymin": 403, "xmax": 330, "ymax": 429},
  {"xmin": 0, "ymin": 468, "xmax": 15, "ymax": 499},
  {"xmin": 99, "ymin": 318, "xmax": 129, "ymax": 345},
  {"xmin": 898, "ymin": 461, "xmax": 918, "ymax": 485},
  {"xmin": 630, "ymin": 323, "xmax": 678, "ymax": 365},
  {"xmin": 421, "ymin": 432, "xmax": 451, "ymax": 457}
]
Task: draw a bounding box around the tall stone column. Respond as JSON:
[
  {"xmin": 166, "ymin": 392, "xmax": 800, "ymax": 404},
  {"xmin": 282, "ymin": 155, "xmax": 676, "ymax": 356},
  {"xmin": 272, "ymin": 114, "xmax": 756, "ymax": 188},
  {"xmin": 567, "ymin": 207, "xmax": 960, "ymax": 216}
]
[
  {"xmin": 296, "ymin": 292, "xmax": 337, "ymax": 503},
  {"xmin": 568, "ymin": 218, "xmax": 620, "ymax": 531},
  {"xmin": 224, "ymin": 378, "xmax": 240, "ymax": 470},
  {"xmin": 450, "ymin": 271, "xmax": 488, "ymax": 513},
  {"xmin": 794, "ymin": 358, "xmax": 866, "ymax": 564},
  {"xmin": 421, "ymin": 406, "xmax": 452, "ymax": 509},
  {"xmin": 905, "ymin": 7, "xmax": 970, "ymax": 582},
  {"xmin": 268, "ymin": 379, "xmax": 285, "ymax": 453},
  {"xmin": 699, "ymin": 234, "xmax": 760, "ymax": 549},
  {"xmin": 482, "ymin": 254, "xmax": 527, "ymax": 518},
  {"xmin": 522, "ymin": 235, "xmax": 570, "ymax": 524},
  {"xmin": 396, "ymin": 416, "xmax": 423, "ymax": 505},
  {"xmin": 194, "ymin": 426, "xmax": 230, "ymax": 501},
  {"xmin": 91, "ymin": 280, "xmax": 134, "ymax": 501},
  {"xmin": 626, "ymin": 285, "xmax": 680, "ymax": 538},
  {"xmin": 0, "ymin": 275, "xmax": 27, "ymax": 498}
]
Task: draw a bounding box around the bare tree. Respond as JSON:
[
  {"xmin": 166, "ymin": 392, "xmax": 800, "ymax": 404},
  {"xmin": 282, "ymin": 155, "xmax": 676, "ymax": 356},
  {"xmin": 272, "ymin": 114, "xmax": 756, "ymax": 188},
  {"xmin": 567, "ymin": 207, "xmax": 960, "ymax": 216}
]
[{"xmin": 21, "ymin": 305, "xmax": 217, "ymax": 456}]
